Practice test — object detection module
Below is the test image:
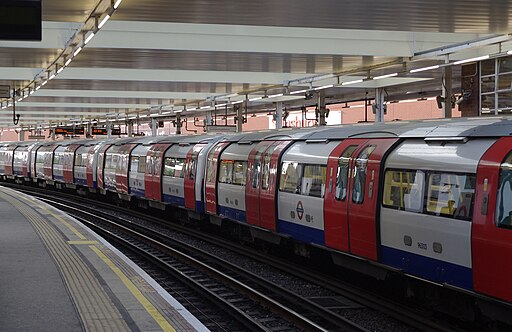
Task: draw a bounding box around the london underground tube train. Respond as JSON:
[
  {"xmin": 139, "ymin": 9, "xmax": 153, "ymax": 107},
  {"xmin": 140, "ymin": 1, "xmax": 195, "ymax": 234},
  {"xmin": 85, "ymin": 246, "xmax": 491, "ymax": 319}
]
[{"xmin": 2, "ymin": 117, "xmax": 512, "ymax": 315}]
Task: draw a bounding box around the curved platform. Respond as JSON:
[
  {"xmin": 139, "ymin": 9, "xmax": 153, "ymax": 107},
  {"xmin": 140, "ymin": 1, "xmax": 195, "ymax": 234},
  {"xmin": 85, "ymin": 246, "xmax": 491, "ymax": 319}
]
[{"xmin": 0, "ymin": 186, "xmax": 209, "ymax": 332}]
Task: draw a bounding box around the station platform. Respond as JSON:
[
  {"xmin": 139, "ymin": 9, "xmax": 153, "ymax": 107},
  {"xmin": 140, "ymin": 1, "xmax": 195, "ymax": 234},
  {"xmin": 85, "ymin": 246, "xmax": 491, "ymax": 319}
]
[{"xmin": 0, "ymin": 186, "xmax": 209, "ymax": 332}]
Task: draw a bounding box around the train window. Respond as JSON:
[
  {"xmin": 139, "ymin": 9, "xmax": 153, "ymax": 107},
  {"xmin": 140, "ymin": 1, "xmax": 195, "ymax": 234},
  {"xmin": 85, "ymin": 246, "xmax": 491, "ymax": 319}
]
[
  {"xmin": 261, "ymin": 155, "xmax": 271, "ymax": 190},
  {"xmin": 219, "ymin": 160, "xmax": 234, "ymax": 184},
  {"xmin": 232, "ymin": 161, "xmax": 248, "ymax": 186},
  {"xmin": 496, "ymin": 152, "xmax": 512, "ymax": 229},
  {"xmin": 383, "ymin": 169, "xmax": 425, "ymax": 212},
  {"xmin": 53, "ymin": 153, "xmax": 63, "ymax": 165},
  {"xmin": 163, "ymin": 157, "xmax": 186, "ymax": 178},
  {"xmin": 104, "ymin": 155, "xmax": 113, "ymax": 169},
  {"xmin": 188, "ymin": 157, "xmax": 197, "ymax": 180},
  {"xmin": 206, "ymin": 157, "xmax": 215, "ymax": 183},
  {"xmin": 279, "ymin": 162, "xmax": 302, "ymax": 194},
  {"xmin": 130, "ymin": 156, "xmax": 139, "ymax": 172},
  {"xmin": 352, "ymin": 145, "xmax": 376, "ymax": 204},
  {"xmin": 335, "ymin": 145, "xmax": 358, "ymax": 201},
  {"xmin": 426, "ymin": 172, "xmax": 475, "ymax": 220},
  {"xmin": 36, "ymin": 153, "xmax": 44, "ymax": 163},
  {"xmin": 138, "ymin": 156, "xmax": 146, "ymax": 173},
  {"xmin": 252, "ymin": 160, "xmax": 261, "ymax": 188},
  {"xmin": 75, "ymin": 154, "xmax": 82, "ymax": 167},
  {"xmin": 302, "ymin": 164, "xmax": 327, "ymax": 198}
]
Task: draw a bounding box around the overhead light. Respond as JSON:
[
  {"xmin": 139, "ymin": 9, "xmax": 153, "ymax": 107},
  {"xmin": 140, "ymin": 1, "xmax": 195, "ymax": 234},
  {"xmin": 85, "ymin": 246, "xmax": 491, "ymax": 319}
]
[
  {"xmin": 373, "ymin": 72, "xmax": 398, "ymax": 80},
  {"xmin": 216, "ymin": 103, "xmax": 227, "ymax": 107},
  {"xmin": 161, "ymin": 111, "xmax": 171, "ymax": 115},
  {"xmin": 453, "ymin": 55, "xmax": 490, "ymax": 65},
  {"xmin": 57, "ymin": 67, "xmax": 64, "ymax": 74},
  {"xmin": 341, "ymin": 79, "xmax": 363, "ymax": 86},
  {"xmin": 200, "ymin": 106, "xmax": 210, "ymax": 110},
  {"xmin": 41, "ymin": 80, "xmax": 48, "ymax": 86},
  {"xmin": 113, "ymin": 0, "xmax": 123, "ymax": 9},
  {"xmin": 174, "ymin": 110, "xmax": 183, "ymax": 113},
  {"xmin": 65, "ymin": 58, "xmax": 72, "ymax": 66},
  {"xmin": 507, "ymin": 50, "xmax": 512, "ymax": 55},
  {"xmin": 268, "ymin": 93, "xmax": 284, "ymax": 98},
  {"xmin": 313, "ymin": 84, "xmax": 333, "ymax": 91},
  {"xmin": 139, "ymin": 114, "xmax": 148, "ymax": 118},
  {"xmin": 49, "ymin": 73, "xmax": 56, "ymax": 80},
  {"xmin": 73, "ymin": 47, "xmax": 82, "ymax": 57},
  {"xmin": 232, "ymin": 100, "xmax": 244, "ymax": 104},
  {"xmin": 410, "ymin": 65, "xmax": 440, "ymax": 73},
  {"xmin": 17, "ymin": 98, "xmax": 22, "ymax": 102},
  {"xmin": 249, "ymin": 96, "xmax": 263, "ymax": 101},
  {"xmin": 84, "ymin": 31, "xmax": 95, "ymax": 45},
  {"xmin": 98, "ymin": 15, "xmax": 110, "ymax": 29},
  {"xmin": 35, "ymin": 85, "xmax": 41, "ymax": 91},
  {"xmin": 289, "ymin": 89, "xmax": 308, "ymax": 95}
]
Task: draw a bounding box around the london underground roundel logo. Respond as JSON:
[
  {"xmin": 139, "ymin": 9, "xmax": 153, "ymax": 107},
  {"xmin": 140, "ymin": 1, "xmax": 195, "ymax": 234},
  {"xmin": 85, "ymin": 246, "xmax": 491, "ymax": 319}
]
[{"xmin": 296, "ymin": 201, "xmax": 304, "ymax": 220}]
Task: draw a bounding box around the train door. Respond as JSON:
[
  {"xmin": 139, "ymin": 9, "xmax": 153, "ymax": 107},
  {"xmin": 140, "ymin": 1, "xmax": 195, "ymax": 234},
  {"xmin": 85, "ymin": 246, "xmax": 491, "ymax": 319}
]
[
  {"xmin": 96, "ymin": 144, "xmax": 112, "ymax": 190},
  {"xmin": 323, "ymin": 139, "xmax": 367, "ymax": 252},
  {"xmin": 4, "ymin": 145, "xmax": 16, "ymax": 176},
  {"xmin": 472, "ymin": 137, "xmax": 512, "ymax": 301},
  {"xmin": 43, "ymin": 146, "xmax": 57, "ymax": 180},
  {"xmin": 116, "ymin": 144, "xmax": 137, "ymax": 194},
  {"xmin": 184, "ymin": 143, "xmax": 205, "ymax": 210},
  {"xmin": 63, "ymin": 144, "xmax": 80, "ymax": 184},
  {"xmin": 246, "ymin": 141, "xmax": 274, "ymax": 226},
  {"xmin": 346, "ymin": 138, "xmax": 398, "ymax": 260},
  {"xmin": 144, "ymin": 143, "xmax": 172, "ymax": 201},
  {"xmin": 205, "ymin": 142, "xmax": 230, "ymax": 215}
]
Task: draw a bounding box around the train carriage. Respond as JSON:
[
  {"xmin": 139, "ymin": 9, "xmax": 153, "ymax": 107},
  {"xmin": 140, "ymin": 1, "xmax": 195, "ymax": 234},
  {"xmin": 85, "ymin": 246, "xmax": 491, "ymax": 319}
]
[{"xmin": 13, "ymin": 141, "xmax": 42, "ymax": 180}]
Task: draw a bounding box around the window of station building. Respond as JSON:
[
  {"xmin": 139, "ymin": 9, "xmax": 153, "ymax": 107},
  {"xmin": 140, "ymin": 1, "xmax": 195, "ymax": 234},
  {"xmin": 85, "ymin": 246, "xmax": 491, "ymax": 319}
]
[
  {"xmin": 302, "ymin": 164, "xmax": 327, "ymax": 198},
  {"xmin": 426, "ymin": 172, "xmax": 475, "ymax": 221},
  {"xmin": 163, "ymin": 157, "xmax": 186, "ymax": 178},
  {"xmin": 232, "ymin": 161, "xmax": 248, "ymax": 186},
  {"xmin": 279, "ymin": 162, "xmax": 301, "ymax": 194},
  {"xmin": 335, "ymin": 145, "xmax": 358, "ymax": 201},
  {"xmin": 218, "ymin": 160, "xmax": 234, "ymax": 184},
  {"xmin": 352, "ymin": 145, "xmax": 376, "ymax": 204},
  {"xmin": 496, "ymin": 152, "xmax": 512, "ymax": 229},
  {"xmin": 383, "ymin": 169, "xmax": 425, "ymax": 212}
]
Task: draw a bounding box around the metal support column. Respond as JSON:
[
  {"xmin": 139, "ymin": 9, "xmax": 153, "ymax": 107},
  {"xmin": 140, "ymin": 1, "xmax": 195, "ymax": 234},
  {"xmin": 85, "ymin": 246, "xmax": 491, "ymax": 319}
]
[
  {"xmin": 235, "ymin": 102, "xmax": 244, "ymax": 133},
  {"xmin": 374, "ymin": 88, "xmax": 385, "ymax": 123},
  {"xmin": 317, "ymin": 90, "xmax": 327, "ymax": 126},
  {"xmin": 151, "ymin": 118, "xmax": 157, "ymax": 137},
  {"xmin": 205, "ymin": 112, "xmax": 213, "ymax": 126},
  {"xmin": 107, "ymin": 120, "xmax": 112, "ymax": 138},
  {"xmin": 18, "ymin": 130, "xmax": 24, "ymax": 141},
  {"xmin": 127, "ymin": 120, "xmax": 133, "ymax": 137},
  {"xmin": 443, "ymin": 55, "xmax": 453, "ymax": 118},
  {"xmin": 86, "ymin": 122, "xmax": 93, "ymax": 138},
  {"xmin": 275, "ymin": 101, "xmax": 283, "ymax": 129},
  {"xmin": 175, "ymin": 113, "xmax": 182, "ymax": 135}
]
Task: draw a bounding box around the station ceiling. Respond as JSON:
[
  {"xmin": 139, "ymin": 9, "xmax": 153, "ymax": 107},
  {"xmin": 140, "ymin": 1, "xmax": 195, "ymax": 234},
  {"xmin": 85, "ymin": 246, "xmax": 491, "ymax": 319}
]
[{"xmin": 0, "ymin": 0, "xmax": 511, "ymax": 128}]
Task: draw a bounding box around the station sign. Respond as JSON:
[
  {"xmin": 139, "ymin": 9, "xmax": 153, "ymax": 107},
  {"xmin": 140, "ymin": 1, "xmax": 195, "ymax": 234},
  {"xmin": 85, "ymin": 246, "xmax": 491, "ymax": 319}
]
[
  {"xmin": 91, "ymin": 127, "xmax": 121, "ymax": 135},
  {"xmin": 55, "ymin": 127, "xmax": 85, "ymax": 135}
]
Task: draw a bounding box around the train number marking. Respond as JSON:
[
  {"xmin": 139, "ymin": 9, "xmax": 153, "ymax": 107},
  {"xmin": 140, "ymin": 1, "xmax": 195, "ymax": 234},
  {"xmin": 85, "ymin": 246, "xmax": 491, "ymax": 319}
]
[{"xmin": 417, "ymin": 242, "xmax": 427, "ymax": 250}]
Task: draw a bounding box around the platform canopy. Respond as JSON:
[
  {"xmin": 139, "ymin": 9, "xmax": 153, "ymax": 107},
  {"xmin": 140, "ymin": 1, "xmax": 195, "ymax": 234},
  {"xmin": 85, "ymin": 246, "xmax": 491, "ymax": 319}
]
[{"xmin": 0, "ymin": 0, "xmax": 511, "ymax": 128}]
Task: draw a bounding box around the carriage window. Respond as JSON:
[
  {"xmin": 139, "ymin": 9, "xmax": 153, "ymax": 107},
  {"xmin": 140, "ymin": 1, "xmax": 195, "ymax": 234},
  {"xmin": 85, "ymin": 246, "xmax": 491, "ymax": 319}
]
[
  {"xmin": 36, "ymin": 153, "xmax": 44, "ymax": 163},
  {"xmin": 53, "ymin": 153, "xmax": 63, "ymax": 165},
  {"xmin": 383, "ymin": 170, "xmax": 425, "ymax": 212},
  {"xmin": 80, "ymin": 153, "xmax": 88, "ymax": 167},
  {"xmin": 219, "ymin": 160, "xmax": 234, "ymax": 184},
  {"xmin": 352, "ymin": 145, "xmax": 376, "ymax": 204},
  {"xmin": 252, "ymin": 160, "xmax": 261, "ymax": 188},
  {"xmin": 104, "ymin": 155, "xmax": 112, "ymax": 169},
  {"xmin": 427, "ymin": 172, "xmax": 475, "ymax": 220},
  {"xmin": 302, "ymin": 164, "xmax": 327, "ymax": 198},
  {"xmin": 189, "ymin": 157, "xmax": 197, "ymax": 180},
  {"xmin": 335, "ymin": 145, "xmax": 358, "ymax": 201},
  {"xmin": 279, "ymin": 162, "xmax": 302, "ymax": 194},
  {"xmin": 130, "ymin": 156, "xmax": 139, "ymax": 172},
  {"xmin": 232, "ymin": 161, "xmax": 247, "ymax": 186},
  {"xmin": 75, "ymin": 154, "xmax": 82, "ymax": 167},
  {"xmin": 261, "ymin": 155, "xmax": 271, "ymax": 190},
  {"xmin": 138, "ymin": 156, "xmax": 146, "ymax": 173},
  {"xmin": 496, "ymin": 152, "xmax": 512, "ymax": 228},
  {"xmin": 163, "ymin": 157, "xmax": 186, "ymax": 178}
]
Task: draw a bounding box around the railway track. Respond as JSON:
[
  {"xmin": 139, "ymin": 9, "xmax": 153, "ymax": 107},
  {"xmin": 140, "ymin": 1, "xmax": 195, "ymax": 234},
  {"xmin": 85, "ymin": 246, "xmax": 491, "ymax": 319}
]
[{"xmin": 6, "ymin": 183, "xmax": 462, "ymax": 332}]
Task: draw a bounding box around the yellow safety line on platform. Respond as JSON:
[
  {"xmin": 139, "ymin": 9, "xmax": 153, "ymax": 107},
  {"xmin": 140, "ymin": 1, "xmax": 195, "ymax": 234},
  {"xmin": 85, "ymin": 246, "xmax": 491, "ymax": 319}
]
[
  {"xmin": 67, "ymin": 240, "xmax": 98, "ymax": 245},
  {"xmin": 90, "ymin": 245, "xmax": 176, "ymax": 332},
  {"xmin": 39, "ymin": 206, "xmax": 87, "ymax": 240}
]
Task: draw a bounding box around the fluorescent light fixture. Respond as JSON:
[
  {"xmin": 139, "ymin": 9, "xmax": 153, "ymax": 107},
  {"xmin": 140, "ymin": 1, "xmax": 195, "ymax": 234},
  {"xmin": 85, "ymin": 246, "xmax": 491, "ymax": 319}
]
[
  {"xmin": 373, "ymin": 72, "xmax": 398, "ymax": 80},
  {"xmin": 49, "ymin": 73, "xmax": 56, "ymax": 80},
  {"xmin": 57, "ymin": 67, "xmax": 64, "ymax": 74},
  {"xmin": 313, "ymin": 84, "xmax": 333, "ymax": 91},
  {"xmin": 73, "ymin": 47, "xmax": 82, "ymax": 57},
  {"xmin": 508, "ymin": 50, "xmax": 512, "ymax": 55},
  {"xmin": 35, "ymin": 85, "xmax": 41, "ymax": 91},
  {"xmin": 17, "ymin": 98, "xmax": 22, "ymax": 102},
  {"xmin": 268, "ymin": 93, "xmax": 284, "ymax": 98},
  {"xmin": 41, "ymin": 80, "xmax": 48, "ymax": 86},
  {"xmin": 200, "ymin": 106, "xmax": 210, "ymax": 110},
  {"xmin": 161, "ymin": 111, "xmax": 172, "ymax": 115},
  {"xmin": 113, "ymin": 0, "xmax": 122, "ymax": 9},
  {"xmin": 289, "ymin": 89, "xmax": 308, "ymax": 95},
  {"xmin": 409, "ymin": 65, "xmax": 440, "ymax": 73},
  {"xmin": 84, "ymin": 32, "xmax": 95, "ymax": 45},
  {"xmin": 174, "ymin": 110, "xmax": 183, "ymax": 113},
  {"xmin": 341, "ymin": 79, "xmax": 363, "ymax": 86},
  {"xmin": 216, "ymin": 103, "xmax": 227, "ymax": 107},
  {"xmin": 139, "ymin": 114, "xmax": 148, "ymax": 118},
  {"xmin": 453, "ymin": 55, "xmax": 489, "ymax": 65},
  {"xmin": 249, "ymin": 96, "xmax": 263, "ymax": 101},
  {"xmin": 29, "ymin": 89, "xmax": 34, "ymax": 95},
  {"xmin": 232, "ymin": 100, "xmax": 244, "ymax": 104},
  {"xmin": 65, "ymin": 58, "xmax": 72, "ymax": 66},
  {"xmin": 128, "ymin": 116, "xmax": 137, "ymax": 120},
  {"xmin": 98, "ymin": 15, "xmax": 110, "ymax": 29}
]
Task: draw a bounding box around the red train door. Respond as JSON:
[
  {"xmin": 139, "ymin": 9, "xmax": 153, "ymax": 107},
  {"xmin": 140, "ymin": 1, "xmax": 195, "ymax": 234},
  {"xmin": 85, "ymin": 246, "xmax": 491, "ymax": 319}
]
[
  {"xmin": 116, "ymin": 144, "xmax": 137, "ymax": 194},
  {"xmin": 43, "ymin": 146, "xmax": 57, "ymax": 180},
  {"xmin": 4, "ymin": 146, "xmax": 16, "ymax": 176},
  {"xmin": 145, "ymin": 143, "xmax": 172, "ymax": 201},
  {"xmin": 346, "ymin": 138, "xmax": 398, "ymax": 261},
  {"xmin": 246, "ymin": 141, "xmax": 274, "ymax": 226},
  {"xmin": 205, "ymin": 142, "xmax": 230, "ymax": 215},
  {"xmin": 184, "ymin": 143, "xmax": 206, "ymax": 210},
  {"xmin": 96, "ymin": 144, "xmax": 112, "ymax": 189},
  {"xmin": 323, "ymin": 139, "xmax": 367, "ymax": 252},
  {"xmin": 472, "ymin": 137, "xmax": 512, "ymax": 301},
  {"xmin": 63, "ymin": 144, "xmax": 80, "ymax": 184}
]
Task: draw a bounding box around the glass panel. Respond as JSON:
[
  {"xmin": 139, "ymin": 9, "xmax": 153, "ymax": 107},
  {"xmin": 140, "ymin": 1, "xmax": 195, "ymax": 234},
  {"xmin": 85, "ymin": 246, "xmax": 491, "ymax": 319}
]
[
  {"xmin": 352, "ymin": 146, "xmax": 376, "ymax": 204},
  {"xmin": 481, "ymin": 59, "xmax": 495, "ymax": 76},
  {"xmin": 138, "ymin": 156, "xmax": 146, "ymax": 173},
  {"xmin": 496, "ymin": 152, "xmax": 512, "ymax": 228},
  {"xmin": 335, "ymin": 145, "xmax": 358, "ymax": 201},
  {"xmin": 219, "ymin": 160, "xmax": 233, "ymax": 184},
  {"xmin": 498, "ymin": 91, "xmax": 512, "ymax": 110},
  {"xmin": 498, "ymin": 73, "xmax": 512, "ymax": 91},
  {"xmin": 163, "ymin": 157, "xmax": 186, "ymax": 178},
  {"xmin": 75, "ymin": 154, "xmax": 82, "ymax": 167},
  {"xmin": 279, "ymin": 162, "xmax": 301, "ymax": 194},
  {"xmin": 499, "ymin": 57, "xmax": 512, "ymax": 73},
  {"xmin": 481, "ymin": 76, "xmax": 495, "ymax": 93},
  {"xmin": 302, "ymin": 164, "xmax": 327, "ymax": 198},
  {"xmin": 232, "ymin": 161, "xmax": 247, "ymax": 186},
  {"xmin": 189, "ymin": 157, "xmax": 197, "ymax": 180},
  {"xmin": 130, "ymin": 156, "xmax": 139, "ymax": 172},
  {"xmin": 481, "ymin": 94, "xmax": 495, "ymax": 111},
  {"xmin": 427, "ymin": 173, "xmax": 475, "ymax": 220},
  {"xmin": 206, "ymin": 149, "xmax": 216, "ymax": 183},
  {"xmin": 383, "ymin": 170, "xmax": 425, "ymax": 212}
]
